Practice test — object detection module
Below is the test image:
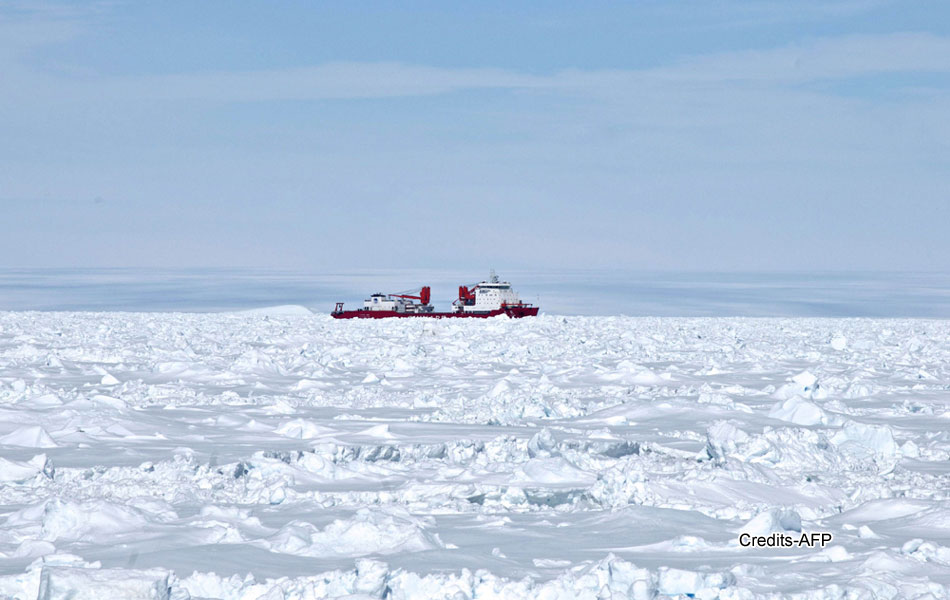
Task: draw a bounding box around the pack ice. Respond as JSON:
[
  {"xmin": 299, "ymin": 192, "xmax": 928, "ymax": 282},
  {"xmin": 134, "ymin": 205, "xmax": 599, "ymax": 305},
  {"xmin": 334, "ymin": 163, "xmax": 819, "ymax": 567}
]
[{"xmin": 0, "ymin": 311, "xmax": 949, "ymax": 599}]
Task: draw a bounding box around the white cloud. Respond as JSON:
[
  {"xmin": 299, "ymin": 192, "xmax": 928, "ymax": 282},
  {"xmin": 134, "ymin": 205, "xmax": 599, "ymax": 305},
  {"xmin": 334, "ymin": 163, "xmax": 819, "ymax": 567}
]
[
  {"xmin": 71, "ymin": 33, "xmax": 950, "ymax": 103},
  {"xmin": 643, "ymin": 33, "xmax": 950, "ymax": 84},
  {"xmin": 3, "ymin": 4, "xmax": 950, "ymax": 104},
  {"xmin": 2, "ymin": 6, "xmax": 948, "ymax": 270},
  {"xmin": 104, "ymin": 63, "xmax": 545, "ymax": 102}
]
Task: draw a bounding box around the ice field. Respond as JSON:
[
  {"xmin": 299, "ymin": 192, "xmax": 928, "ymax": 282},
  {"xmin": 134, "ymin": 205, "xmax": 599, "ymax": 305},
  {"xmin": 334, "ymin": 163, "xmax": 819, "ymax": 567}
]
[{"xmin": 1, "ymin": 309, "xmax": 949, "ymax": 599}]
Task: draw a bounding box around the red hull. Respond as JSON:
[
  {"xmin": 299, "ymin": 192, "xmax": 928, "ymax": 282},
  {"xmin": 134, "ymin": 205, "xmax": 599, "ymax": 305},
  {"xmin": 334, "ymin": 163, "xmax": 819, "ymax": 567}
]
[{"xmin": 332, "ymin": 306, "xmax": 539, "ymax": 319}]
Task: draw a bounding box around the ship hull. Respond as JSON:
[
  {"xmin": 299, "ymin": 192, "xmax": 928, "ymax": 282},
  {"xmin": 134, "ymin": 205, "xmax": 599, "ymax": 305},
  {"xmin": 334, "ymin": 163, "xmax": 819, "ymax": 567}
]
[{"xmin": 332, "ymin": 306, "xmax": 539, "ymax": 319}]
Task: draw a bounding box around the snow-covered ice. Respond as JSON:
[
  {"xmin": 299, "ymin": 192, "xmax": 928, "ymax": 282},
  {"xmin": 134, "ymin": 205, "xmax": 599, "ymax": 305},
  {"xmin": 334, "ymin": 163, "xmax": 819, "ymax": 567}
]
[{"xmin": 1, "ymin": 311, "xmax": 949, "ymax": 598}]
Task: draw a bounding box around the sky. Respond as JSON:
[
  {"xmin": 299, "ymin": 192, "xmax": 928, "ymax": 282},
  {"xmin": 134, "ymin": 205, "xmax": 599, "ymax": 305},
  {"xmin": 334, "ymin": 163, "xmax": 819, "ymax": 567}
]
[{"xmin": 1, "ymin": 1, "xmax": 949, "ymax": 272}]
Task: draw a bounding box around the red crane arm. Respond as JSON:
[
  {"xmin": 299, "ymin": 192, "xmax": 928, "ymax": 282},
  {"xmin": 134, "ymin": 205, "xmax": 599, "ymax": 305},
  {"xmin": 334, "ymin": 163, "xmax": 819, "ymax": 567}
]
[
  {"xmin": 458, "ymin": 285, "xmax": 476, "ymax": 302},
  {"xmin": 390, "ymin": 286, "xmax": 431, "ymax": 305}
]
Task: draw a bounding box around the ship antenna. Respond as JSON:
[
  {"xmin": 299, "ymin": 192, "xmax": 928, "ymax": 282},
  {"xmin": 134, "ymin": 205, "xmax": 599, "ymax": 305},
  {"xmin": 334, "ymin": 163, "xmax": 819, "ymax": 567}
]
[{"xmin": 490, "ymin": 268, "xmax": 498, "ymax": 283}]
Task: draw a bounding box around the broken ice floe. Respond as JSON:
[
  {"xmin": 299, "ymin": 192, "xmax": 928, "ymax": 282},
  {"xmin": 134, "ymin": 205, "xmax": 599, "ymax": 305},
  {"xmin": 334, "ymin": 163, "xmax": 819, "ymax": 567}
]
[{"xmin": 1, "ymin": 313, "xmax": 949, "ymax": 598}]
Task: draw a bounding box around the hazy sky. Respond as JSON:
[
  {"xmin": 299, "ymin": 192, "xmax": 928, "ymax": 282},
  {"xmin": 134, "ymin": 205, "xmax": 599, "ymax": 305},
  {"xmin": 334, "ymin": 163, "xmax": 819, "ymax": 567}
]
[{"xmin": 2, "ymin": 1, "xmax": 949, "ymax": 271}]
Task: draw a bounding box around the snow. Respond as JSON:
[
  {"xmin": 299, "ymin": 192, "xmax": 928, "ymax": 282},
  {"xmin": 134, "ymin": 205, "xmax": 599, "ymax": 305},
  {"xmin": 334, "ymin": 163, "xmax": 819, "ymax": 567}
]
[
  {"xmin": 0, "ymin": 454, "xmax": 49, "ymax": 484},
  {"xmin": 256, "ymin": 508, "xmax": 440, "ymax": 558},
  {"xmin": 768, "ymin": 396, "xmax": 830, "ymax": 426},
  {"xmin": 830, "ymin": 422, "xmax": 899, "ymax": 463},
  {"xmin": 831, "ymin": 335, "xmax": 848, "ymax": 351},
  {"xmin": 38, "ymin": 567, "xmax": 170, "ymax": 600},
  {"xmin": 0, "ymin": 312, "xmax": 949, "ymax": 598},
  {"xmin": 274, "ymin": 418, "xmax": 335, "ymax": 439},
  {"xmin": 739, "ymin": 508, "xmax": 802, "ymax": 536},
  {"xmin": 0, "ymin": 425, "xmax": 58, "ymax": 448},
  {"xmin": 232, "ymin": 305, "xmax": 314, "ymax": 317}
]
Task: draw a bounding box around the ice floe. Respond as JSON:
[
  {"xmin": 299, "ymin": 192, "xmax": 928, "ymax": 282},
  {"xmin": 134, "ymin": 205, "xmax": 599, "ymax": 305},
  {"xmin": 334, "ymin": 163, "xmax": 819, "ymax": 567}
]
[{"xmin": 0, "ymin": 312, "xmax": 948, "ymax": 598}]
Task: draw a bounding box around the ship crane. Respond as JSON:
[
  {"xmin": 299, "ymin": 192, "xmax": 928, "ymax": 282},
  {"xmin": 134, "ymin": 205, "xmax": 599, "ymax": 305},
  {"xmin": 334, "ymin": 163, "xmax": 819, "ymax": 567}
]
[
  {"xmin": 457, "ymin": 270, "xmax": 501, "ymax": 306},
  {"xmin": 457, "ymin": 284, "xmax": 477, "ymax": 306},
  {"xmin": 389, "ymin": 286, "xmax": 431, "ymax": 305}
]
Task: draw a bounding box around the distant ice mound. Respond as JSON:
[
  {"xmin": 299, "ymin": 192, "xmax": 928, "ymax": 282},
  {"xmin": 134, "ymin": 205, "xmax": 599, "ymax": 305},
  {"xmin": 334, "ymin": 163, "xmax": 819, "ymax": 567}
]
[
  {"xmin": 254, "ymin": 508, "xmax": 442, "ymax": 558},
  {"xmin": 769, "ymin": 396, "xmax": 834, "ymax": 426},
  {"xmin": 705, "ymin": 421, "xmax": 750, "ymax": 462},
  {"xmin": 739, "ymin": 508, "xmax": 803, "ymax": 536},
  {"xmin": 231, "ymin": 305, "xmax": 313, "ymax": 317},
  {"xmin": 274, "ymin": 418, "xmax": 335, "ymax": 440},
  {"xmin": 612, "ymin": 360, "xmax": 671, "ymax": 386},
  {"xmin": 831, "ymin": 422, "xmax": 899, "ymax": 463},
  {"xmin": 0, "ymin": 454, "xmax": 50, "ymax": 483},
  {"xmin": 0, "ymin": 426, "xmax": 58, "ymax": 448},
  {"xmin": 772, "ymin": 370, "xmax": 827, "ymax": 401},
  {"xmin": 6, "ymin": 499, "xmax": 168, "ymax": 543},
  {"xmin": 38, "ymin": 567, "xmax": 170, "ymax": 600},
  {"xmin": 704, "ymin": 418, "xmax": 899, "ymax": 475},
  {"xmin": 515, "ymin": 456, "xmax": 598, "ymax": 487}
]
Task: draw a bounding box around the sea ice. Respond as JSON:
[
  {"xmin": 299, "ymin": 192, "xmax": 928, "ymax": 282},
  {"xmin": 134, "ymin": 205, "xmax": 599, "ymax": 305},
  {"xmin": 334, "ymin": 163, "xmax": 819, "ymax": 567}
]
[
  {"xmin": 0, "ymin": 454, "xmax": 49, "ymax": 484},
  {"xmin": 0, "ymin": 425, "xmax": 58, "ymax": 448},
  {"xmin": 0, "ymin": 312, "xmax": 947, "ymax": 598},
  {"xmin": 768, "ymin": 396, "xmax": 830, "ymax": 426}
]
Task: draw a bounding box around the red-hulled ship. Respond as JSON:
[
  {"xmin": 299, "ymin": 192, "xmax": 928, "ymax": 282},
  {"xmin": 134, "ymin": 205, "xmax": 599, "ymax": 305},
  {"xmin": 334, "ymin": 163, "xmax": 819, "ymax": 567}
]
[{"xmin": 332, "ymin": 272, "xmax": 539, "ymax": 319}]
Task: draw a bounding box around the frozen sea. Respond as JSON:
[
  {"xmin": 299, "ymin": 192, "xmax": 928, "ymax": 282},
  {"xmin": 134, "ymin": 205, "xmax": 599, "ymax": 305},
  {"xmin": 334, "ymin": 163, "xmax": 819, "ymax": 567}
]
[{"xmin": 1, "ymin": 270, "xmax": 949, "ymax": 599}]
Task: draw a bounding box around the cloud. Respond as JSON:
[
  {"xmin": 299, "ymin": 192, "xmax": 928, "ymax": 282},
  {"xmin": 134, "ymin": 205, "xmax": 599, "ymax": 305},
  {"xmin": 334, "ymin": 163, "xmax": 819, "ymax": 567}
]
[
  {"xmin": 70, "ymin": 33, "xmax": 950, "ymax": 103},
  {"xmin": 2, "ymin": 6, "xmax": 948, "ymax": 270},
  {"xmin": 643, "ymin": 33, "xmax": 950, "ymax": 84},
  {"xmin": 3, "ymin": 3, "xmax": 949, "ymax": 105},
  {"xmin": 105, "ymin": 63, "xmax": 545, "ymax": 102}
]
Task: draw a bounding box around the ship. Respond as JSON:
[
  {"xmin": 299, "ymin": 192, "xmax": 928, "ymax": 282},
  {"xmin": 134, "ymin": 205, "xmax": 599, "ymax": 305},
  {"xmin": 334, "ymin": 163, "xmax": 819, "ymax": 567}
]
[{"xmin": 331, "ymin": 272, "xmax": 539, "ymax": 319}]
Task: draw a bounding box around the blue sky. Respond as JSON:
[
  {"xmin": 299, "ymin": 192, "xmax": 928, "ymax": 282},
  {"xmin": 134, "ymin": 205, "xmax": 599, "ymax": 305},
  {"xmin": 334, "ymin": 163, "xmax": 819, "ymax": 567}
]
[{"xmin": 2, "ymin": 1, "xmax": 949, "ymax": 271}]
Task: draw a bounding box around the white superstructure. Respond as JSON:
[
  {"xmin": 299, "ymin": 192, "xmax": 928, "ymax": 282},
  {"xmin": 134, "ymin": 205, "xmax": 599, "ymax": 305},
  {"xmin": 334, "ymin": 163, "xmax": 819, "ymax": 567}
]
[
  {"xmin": 453, "ymin": 271, "xmax": 526, "ymax": 313},
  {"xmin": 362, "ymin": 293, "xmax": 433, "ymax": 314},
  {"xmin": 364, "ymin": 294, "xmax": 402, "ymax": 312}
]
